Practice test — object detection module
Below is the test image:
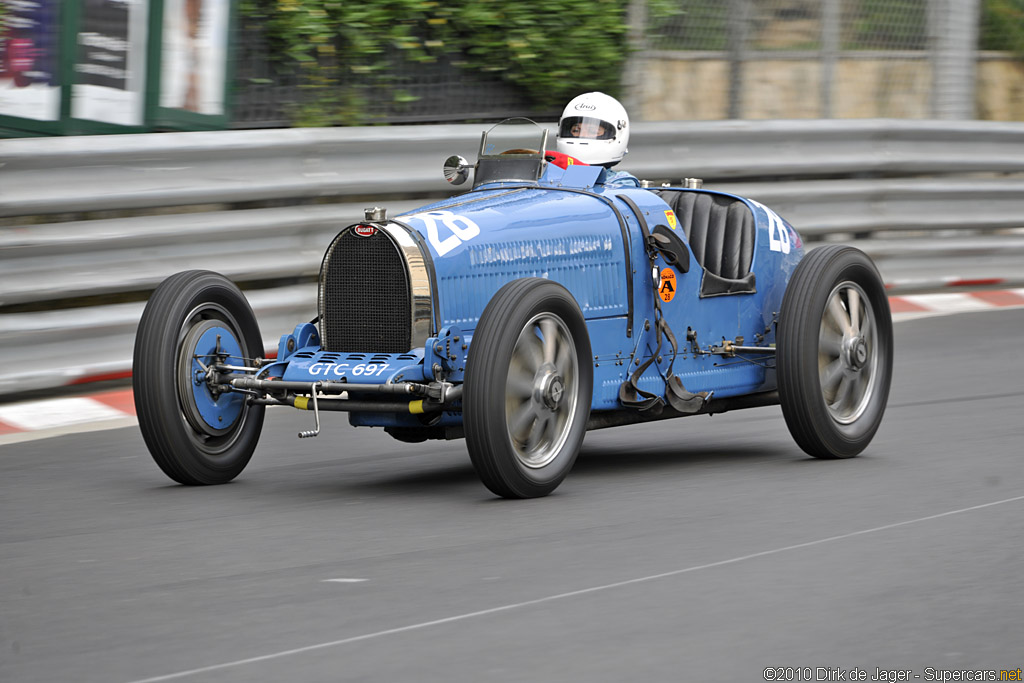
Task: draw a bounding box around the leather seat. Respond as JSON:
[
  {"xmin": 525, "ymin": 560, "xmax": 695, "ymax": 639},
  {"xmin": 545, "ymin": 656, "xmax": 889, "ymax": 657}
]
[{"xmin": 656, "ymin": 191, "xmax": 755, "ymax": 280}]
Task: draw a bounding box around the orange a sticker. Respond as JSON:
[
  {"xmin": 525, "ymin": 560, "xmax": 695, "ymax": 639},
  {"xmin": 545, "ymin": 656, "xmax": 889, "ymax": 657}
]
[
  {"xmin": 658, "ymin": 268, "xmax": 677, "ymax": 302},
  {"xmin": 664, "ymin": 210, "xmax": 678, "ymax": 230}
]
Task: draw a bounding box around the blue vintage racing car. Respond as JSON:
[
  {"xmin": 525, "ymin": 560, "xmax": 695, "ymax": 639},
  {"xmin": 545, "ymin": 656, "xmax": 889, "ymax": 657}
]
[{"xmin": 133, "ymin": 120, "xmax": 893, "ymax": 498}]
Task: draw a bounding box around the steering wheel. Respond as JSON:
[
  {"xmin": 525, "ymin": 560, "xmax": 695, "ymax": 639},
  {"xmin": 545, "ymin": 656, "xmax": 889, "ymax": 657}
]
[{"xmin": 499, "ymin": 148, "xmax": 540, "ymax": 155}]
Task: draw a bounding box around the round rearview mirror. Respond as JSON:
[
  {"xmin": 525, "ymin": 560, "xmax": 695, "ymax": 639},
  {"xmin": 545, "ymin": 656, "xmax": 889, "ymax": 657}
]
[{"xmin": 443, "ymin": 155, "xmax": 471, "ymax": 185}]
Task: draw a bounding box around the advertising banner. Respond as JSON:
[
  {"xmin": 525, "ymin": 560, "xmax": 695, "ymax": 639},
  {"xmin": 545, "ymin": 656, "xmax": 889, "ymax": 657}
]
[
  {"xmin": 71, "ymin": 0, "xmax": 148, "ymax": 126},
  {"xmin": 0, "ymin": 0, "xmax": 61, "ymax": 122},
  {"xmin": 159, "ymin": 0, "xmax": 228, "ymax": 116},
  {"xmin": 1, "ymin": 0, "xmax": 234, "ymax": 135}
]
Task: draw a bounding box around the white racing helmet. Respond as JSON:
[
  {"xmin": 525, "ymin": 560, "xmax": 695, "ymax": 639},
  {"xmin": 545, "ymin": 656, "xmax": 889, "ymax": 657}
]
[{"xmin": 555, "ymin": 92, "xmax": 629, "ymax": 167}]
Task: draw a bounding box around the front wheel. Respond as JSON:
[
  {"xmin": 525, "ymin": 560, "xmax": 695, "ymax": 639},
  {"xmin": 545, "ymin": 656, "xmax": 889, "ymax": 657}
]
[
  {"xmin": 133, "ymin": 271, "xmax": 265, "ymax": 485},
  {"xmin": 463, "ymin": 279, "xmax": 593, "ymax": 498},
  {"xmin": 776, "ymin": 246, "xmax": 893, "ymax": 458}
]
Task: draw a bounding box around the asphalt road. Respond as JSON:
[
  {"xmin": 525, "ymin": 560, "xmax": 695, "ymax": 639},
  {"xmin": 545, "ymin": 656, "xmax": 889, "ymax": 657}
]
[{"xmin": 2, "ymin": 309, "xmax": 1023, "ymax": 683}]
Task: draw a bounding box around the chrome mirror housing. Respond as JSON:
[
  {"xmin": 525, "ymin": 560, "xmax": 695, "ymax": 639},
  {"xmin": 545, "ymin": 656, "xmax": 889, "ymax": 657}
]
[{"xmin": 443, "ymin": 155, "xmax": 471, "ymax": 185}]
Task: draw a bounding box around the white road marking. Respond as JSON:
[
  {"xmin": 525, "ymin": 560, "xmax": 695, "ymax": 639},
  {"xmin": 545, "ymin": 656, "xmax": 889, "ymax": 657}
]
[
  {"xmin": 322, "ymin": 578, "xmax": 367, "ymax": 583},
  {"xmin": 124, "ymin": 493, "xmax": 1024, "ymax": 683}
]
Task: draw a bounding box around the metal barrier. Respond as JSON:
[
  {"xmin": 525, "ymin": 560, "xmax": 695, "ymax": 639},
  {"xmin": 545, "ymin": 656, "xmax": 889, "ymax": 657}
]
[
  {"xmin": 2, "ymin": 119, "xmax": 1023, "ymax": 398},
  {"xmin": 5, "ymin": 119, "xmax": 1024, "ymax": 217}
]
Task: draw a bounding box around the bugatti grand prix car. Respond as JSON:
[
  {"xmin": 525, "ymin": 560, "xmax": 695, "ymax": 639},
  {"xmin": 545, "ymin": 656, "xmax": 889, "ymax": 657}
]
[{"xmin": 133, "ymin": 119, "xmax": 893, "ymax": 498}]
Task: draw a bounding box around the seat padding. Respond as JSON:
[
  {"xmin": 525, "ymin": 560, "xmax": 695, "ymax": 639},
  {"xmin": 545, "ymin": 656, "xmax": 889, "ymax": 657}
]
[{"xmin": 656, "ymin": 191, "xmax": 755, "ymax": 281}]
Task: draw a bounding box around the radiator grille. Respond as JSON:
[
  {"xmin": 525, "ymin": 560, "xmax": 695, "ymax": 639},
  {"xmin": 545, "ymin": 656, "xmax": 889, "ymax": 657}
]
[{"xmin": 319, "ymin": 227, "xmax": 412, "ymax": 353}]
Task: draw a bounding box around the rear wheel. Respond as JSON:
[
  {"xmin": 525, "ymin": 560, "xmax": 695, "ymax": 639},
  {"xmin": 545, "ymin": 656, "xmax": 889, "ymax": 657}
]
[
  {"xmin": 133, "ymin": 271, "xmax": 265, "ymax": 485},
  {"xmin": 464, "ymin": 279, "xmax": 593, "ymax": 498},
  {"xmin": 777, "ymin": 246, "xmax": 893, "ymax": 458}
]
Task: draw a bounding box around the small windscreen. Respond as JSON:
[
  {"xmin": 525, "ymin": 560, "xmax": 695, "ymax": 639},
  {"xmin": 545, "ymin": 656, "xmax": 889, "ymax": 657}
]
[
  {"xmin": 480, "ymin": 117, "xmax": 548, "ymax": 157},
  {"xmin": 559, "ymin": 116, "xmax": 616, "ymax": 140}
]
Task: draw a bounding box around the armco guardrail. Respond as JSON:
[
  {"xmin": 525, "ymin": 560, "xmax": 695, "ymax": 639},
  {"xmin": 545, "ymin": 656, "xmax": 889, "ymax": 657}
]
[
  {"xmin": 4, "ymin": 119, "xmax": 1024, "ymax": 218},
  {"xmin": 2, "ymin": 119, "xmax": 1024, "ymax": 398}
]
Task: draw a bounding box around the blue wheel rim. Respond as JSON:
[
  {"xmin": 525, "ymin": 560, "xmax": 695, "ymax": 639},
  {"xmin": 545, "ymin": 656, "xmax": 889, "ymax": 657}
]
[{"xmin": 186, "ymin": 324, "xmax": 246, "ymax": 432}]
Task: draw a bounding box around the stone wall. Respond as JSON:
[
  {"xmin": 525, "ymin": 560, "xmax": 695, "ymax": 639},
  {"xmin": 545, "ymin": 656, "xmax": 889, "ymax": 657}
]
[
  {"xmin": 640, "ymin": 52, "xmax": 1024, "ymax": 121},
  {"xmin": 976, "ymin": 57, "xmax": 1024, "ymax": 121}
]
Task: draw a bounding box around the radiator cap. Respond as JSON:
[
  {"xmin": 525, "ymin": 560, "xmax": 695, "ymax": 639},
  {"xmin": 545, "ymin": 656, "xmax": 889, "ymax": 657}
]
[{"xmin": 364, "ymin": 206, "xmax": 387, "ymax": 222}]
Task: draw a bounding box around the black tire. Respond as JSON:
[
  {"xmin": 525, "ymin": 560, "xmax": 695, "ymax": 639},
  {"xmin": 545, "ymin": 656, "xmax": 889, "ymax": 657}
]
[
  {"xmin": 464, "ymin": 279, "xmax": 593, "ymax": 498},
  {"xmin": 133, "ymin": 271, "xmax": 265, "ymax": 485},
  {"xmin": 777, "ymin": 246, "xmax": 893, "ymax": 458}
]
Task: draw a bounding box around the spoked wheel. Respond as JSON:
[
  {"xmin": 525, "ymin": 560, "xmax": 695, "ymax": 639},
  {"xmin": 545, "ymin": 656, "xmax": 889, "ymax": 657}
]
[
  {"xmin": 777, "ymin": 246, "xmax": 893, "ymax": 458},
  {"xmin": 818, "ymin": 281, "xmax": 880, "ymax": 424},
  {"xmin": 464, "ymin": 278, "xmax": 593, "ymax": 498},
  {"xmin": 133, "ymin": 271, "xmax": 265, "ymax": 485},
  {"xmin": 506, "ymin": 312, "xmax": 580, "ymax": 468}
]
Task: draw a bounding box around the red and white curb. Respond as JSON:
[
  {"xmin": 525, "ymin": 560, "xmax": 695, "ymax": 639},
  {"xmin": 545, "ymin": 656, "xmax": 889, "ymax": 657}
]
[
  {"xmin": 884, "ymin": 275, "xmax": 1024, "ymax": 295},
  {"xmin": 0, "ymin": 389, "xmax": 137, "ymax": 445},
  {"xmin": 889, "ymin": 288, "xmax": 1024, "ymax": 320},
  {"xmin": 2, "ymin": 290, "xmax": 1023, "ymax": 444}
]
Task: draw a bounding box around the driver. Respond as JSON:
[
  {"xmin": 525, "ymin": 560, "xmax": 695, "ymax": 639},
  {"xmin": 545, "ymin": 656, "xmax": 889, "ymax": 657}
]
[{"xmin": 555, "ymin": 92, "xmax": 641, "ymax": 187}]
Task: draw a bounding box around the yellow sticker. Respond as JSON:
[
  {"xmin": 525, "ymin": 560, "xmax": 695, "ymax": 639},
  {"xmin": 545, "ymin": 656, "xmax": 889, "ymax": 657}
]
[
  {"xmin": 659, "ymin": 268, "xmax": 677, "ymax": 303},
  {"xmin": 664, "ymin": 210, "xmax": 678, "ymax": 230}
]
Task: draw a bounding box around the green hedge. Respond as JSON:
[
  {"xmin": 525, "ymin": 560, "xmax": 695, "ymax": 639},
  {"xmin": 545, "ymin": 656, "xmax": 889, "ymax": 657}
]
[
  {"xmin": 238, "ymin": 0, "xmax": 1023, "ymax": 127},
  {"xmin": 240, "ymin": 0, "xmax": 632, "ymax": 126},
  {"xmin": 981, "ymin": 0, "xmax": 1024, "ymax": 56}
]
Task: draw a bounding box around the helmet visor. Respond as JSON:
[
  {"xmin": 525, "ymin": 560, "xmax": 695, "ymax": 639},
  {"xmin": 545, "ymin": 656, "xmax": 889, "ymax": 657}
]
[{"xmin": 559, "ymin": 116, "xmax": 616, "ymax": 141}]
